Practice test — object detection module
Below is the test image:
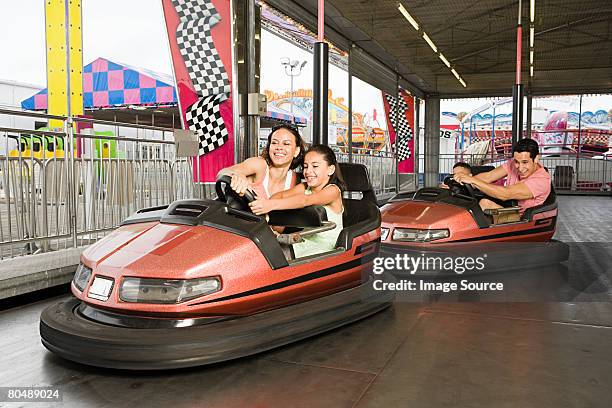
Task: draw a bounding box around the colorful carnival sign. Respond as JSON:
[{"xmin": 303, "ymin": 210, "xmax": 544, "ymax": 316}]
[
  {"xmin": 382, "ymin": 90, "xmax": 415, "ymax": 173},
  {"xmin": 161, "ymin": 0, "xmax": 234, "ymax": 182}
]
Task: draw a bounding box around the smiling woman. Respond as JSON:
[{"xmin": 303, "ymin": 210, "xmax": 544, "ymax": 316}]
[{"xmin": 217, "ymin": 124, "xmax": 306, "ymax": 199}]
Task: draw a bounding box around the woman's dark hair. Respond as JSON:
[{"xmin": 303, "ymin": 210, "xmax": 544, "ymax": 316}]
[
  {"xmin": 513, "ymin": 138, "xmax": 540, "ymax": 159},
  {"xmin": 261, "ymin": 124, "xmax": 306, "ymax": 170},
  {"xmin": 305, "ymin": 144, "xmax": 346, "ymax": 192}
]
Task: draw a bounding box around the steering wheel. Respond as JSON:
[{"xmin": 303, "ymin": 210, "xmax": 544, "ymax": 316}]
[
  {"xmin": 444, "ymin": 176, "xmax": 476, "ymax": 199},
  {"xmin": 215, "ymin": 175, "xmax": 256, "ymax": 212}
]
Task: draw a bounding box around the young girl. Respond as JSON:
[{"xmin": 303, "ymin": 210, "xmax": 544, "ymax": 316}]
[{"xmin": 249, "ymin": 145, "xmax": 345, "ymax": 258}]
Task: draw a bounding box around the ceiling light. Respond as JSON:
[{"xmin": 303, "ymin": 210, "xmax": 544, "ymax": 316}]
[
  {"xmin": 530, "ymin": 0, "xmax": 535, "ymax": 23},
  {"xmin": 451, "ymin": 68, "xmax": 460, "ymax": 80},
  {"xmin": 422, "ymin": 32, "xmax": 437, "ymax": 53},
  {"xmin": 530, "ymin": 65, "xmax": 534, "ymax": 77},
  {"xmin": 459, "ymin": 78, "xmax": 467, "ymax": 88},
  {"xmin": 398, "ymin": 4, "xmax": 419, "ymax": 31},
  {"xmin": 439, "ymin": 53, "xmax": 451, "ymax": 68},
  {"xmin": 530, "ymin": 27, "xmax": 534, "ymax": 47},
  {"xmin": 530, "ymin": 50, "xmax": 533, "ymax": 64}
]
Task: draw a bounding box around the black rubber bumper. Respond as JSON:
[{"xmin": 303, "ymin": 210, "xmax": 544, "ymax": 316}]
[
  {"xmin": 40, "ymin": 279, "xmax": 393, "ymax": 370},
  {"xmin": 380, "ymin": 239, "xmax": 570, "ymax": 276}
]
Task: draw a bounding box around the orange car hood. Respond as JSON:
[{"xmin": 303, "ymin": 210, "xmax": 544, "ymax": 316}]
[
  {"xmin": 81, "ymin": 221, "xmax": 261, "ymax": 280},
  {"xmin": 381, "ymin": 200, "xmax": 478, "ymax": 230}
]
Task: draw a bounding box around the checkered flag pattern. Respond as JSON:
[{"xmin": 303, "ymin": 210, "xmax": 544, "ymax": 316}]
[
  {"xmin": 171, "ymin": 0, "xmax": 231, "ymax": 156},
  {"xmin": 176, "ymin": 18, "xmax": 229, "ymax": 97},
  {"xmin": 172, "ymin": 0, "xmax": 217, "ymax": 21},
  {"xmin": 385, "ymin": 94, "xmax": 413, "ymax": 161},
  {"xmin": 186, "ymin": 94, "xmax": 229, "ymax": 155},
  {"xmin": 392, "ymin": 129, "xmax": 413, "ymax": 161}
]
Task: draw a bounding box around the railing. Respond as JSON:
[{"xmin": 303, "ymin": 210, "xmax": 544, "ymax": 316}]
[
  {"xmin": 334, "ymin": 147, "xmax": 398, "ymax": 196},
  {"xmin": 0, "ymin": 108, "xmax": 199, "ymax": 259},
  {"xmin": 424, "ymin": 152, "xmax": 611, "ymax": 192},
  {"xmin": 0, "ymin": 109, "xmax": 403, "ymax": 260}
]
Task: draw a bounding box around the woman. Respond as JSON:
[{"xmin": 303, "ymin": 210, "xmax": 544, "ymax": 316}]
[
  {"xmin": 217, "ymin": 124, "xmax": 306, "ymax": 198},
  {"xmin": 249, "ymin": 145, "xmax": 345, "ymax": 258}
]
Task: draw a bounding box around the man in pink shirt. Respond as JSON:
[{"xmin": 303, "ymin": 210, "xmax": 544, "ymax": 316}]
[{"xmin": 454, "ymin": 138, "xmax": 551, "ymax": 212}]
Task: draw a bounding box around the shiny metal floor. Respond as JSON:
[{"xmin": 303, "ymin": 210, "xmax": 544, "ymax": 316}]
[{"xmin": 1, "ymin": 196, "xmax": 611, "ymax": 408}]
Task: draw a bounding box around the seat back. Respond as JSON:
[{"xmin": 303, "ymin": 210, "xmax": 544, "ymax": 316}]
[
  {"xmin": 339, "ymin": 162, "xmax": 377, "ymax": 204},
  {"xmin": 471, "ymin": 165, "xmax": 495, "ymax": 176},
  {"xmin": 522, "ymin": 182, "xmax": 557, "ymax": 221},
  {"xmin": 553, "ymin": 165, "xmax": 574, "ymax": 189},
  {"xmin": 335, "ymin": 163, "xmax": 381, "ymax": 249}
]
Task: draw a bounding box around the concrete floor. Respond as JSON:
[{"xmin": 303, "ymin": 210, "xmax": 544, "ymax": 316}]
[{"xmin": 0, "ymin": 196, "xmax": 611, "ymax": 408}]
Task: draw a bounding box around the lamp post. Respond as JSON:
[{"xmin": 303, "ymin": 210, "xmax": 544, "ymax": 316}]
[{"xmin": 280, "ymin": 58, "xmax": 307, "ymax": 122}]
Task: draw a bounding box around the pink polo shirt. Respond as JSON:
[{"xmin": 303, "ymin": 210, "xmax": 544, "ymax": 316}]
[{"xmin": 502, "ymin": 159, "xmax": 551, "ymax": 212}]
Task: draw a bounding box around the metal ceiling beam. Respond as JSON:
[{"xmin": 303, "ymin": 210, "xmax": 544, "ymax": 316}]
[
  {"xmin": 265, "ymin": 0, "xmax": 427, "ymax": 98},
  {"xmin": 450, "ymin": 14, "xmax": 610, "ymax": 65}
]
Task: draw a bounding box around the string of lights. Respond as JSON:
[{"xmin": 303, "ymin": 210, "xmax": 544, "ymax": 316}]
[{"xmin": 398, "ymin": 2, "xmax": 466, "ymax": 88}]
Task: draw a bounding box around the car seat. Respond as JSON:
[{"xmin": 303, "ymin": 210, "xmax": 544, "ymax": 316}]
[{"xmin": 335, "ymin": 163, "xmax": 381, "ymax": 250}]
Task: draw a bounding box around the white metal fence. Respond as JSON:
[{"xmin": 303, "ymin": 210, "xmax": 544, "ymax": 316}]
[
  {"xmin": 335, "ymin": 147, "xmax": 398, "ymax": 196},
  {"xmin": 0, "ymin": 109, "xmax": 201, "ymax": 259},
  {"xmin": 427, "ymin": 153, "xmax": 612, "ymax": 192}
]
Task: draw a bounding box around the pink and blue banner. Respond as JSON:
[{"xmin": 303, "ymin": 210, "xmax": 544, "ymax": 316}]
[{"xmin": 22, "ymin": 57, "xmax": 177, "ymax": 110}]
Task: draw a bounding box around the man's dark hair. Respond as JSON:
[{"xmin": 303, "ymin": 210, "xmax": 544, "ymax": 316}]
[
  {"xmin": 453, "ymin": 162, "xmax": 472, "ymax": 173},
  {"xmin": 513, "ymin": 138, "xmax": 540, "ymax": 160}
]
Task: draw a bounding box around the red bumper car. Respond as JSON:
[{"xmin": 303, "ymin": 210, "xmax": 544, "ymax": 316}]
[{"xmin": 40, "ymin": 164, "xmax": 392, "ymax": 369}]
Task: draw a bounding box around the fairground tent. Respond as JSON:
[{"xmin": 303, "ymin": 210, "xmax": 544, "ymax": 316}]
[
  {"xmin": 21, "ymin": 57, "xmax": 307, "ymax": 126},
  {"xmin": 21, "ymin": 57, "xmax": 177, "ymax": 110}
]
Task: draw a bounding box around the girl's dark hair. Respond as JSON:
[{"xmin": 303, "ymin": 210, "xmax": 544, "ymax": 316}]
[
  {"xmin": 261, "ymin": 124, "xmax": 306, "ymax": 170},
  {"xmin": 305, "ymin": 144, "xmax": 346, "ymax": 192}
]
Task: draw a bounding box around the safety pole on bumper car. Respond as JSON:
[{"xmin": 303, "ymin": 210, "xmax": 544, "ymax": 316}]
[
  {"xmin": 348, "ymin": 48, "xmax": 353, "ymax": 163},
  {"xmin": 313, "ymin": 0, "xmax": 328, "ymax": 145},
  {"xmin": 511, "ymin": 0, "xmax": 524, "ymax": 146}
]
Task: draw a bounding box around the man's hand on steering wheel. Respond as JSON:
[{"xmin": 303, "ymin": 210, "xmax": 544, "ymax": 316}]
[{"xmin": 448, "ymin": 174, "xmax": 476, "ymax": 198}]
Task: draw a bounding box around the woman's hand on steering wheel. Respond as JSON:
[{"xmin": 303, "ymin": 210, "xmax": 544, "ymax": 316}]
[
  {"xmin": 229, "ymin": 172, "xmax": 250, "ymax": 196},
  {"xmin": 215, "ymin": 175, "xmax": 257, "ymax": 212}
]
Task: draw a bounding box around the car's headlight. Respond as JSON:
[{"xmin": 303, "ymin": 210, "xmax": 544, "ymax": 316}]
[
  {"xmin": 392, "ymin": 228, "xmax": 449, "ymax": 242},
  {"xmin": 119, "ymin": 277, "xmax": 221, "ymax": 304},
  {"xmin": 73, "ymin": 263, "xmax": 92, "ymax": 292},
  {"xmin": 381, "ymin": 227, "xmax": 390, "ymax": 241}
]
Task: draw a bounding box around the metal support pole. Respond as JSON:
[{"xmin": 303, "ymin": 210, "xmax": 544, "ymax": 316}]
[
  {"xmin": 414, "ymin": 97, "xmax": 420, "ymax": 188},
  {"xmin": 424, "ymin": 97, "xmax": 440, "ymax": 187},
  {"xmin": 236, "ymin": 0, "xmax": 260, "ymax": 161},
  {"xmin": 512, "ymin": 0, "xmax": 524, "ymax": 145},
  {"xmin": 246, "ymin": 0, "xmax": 260, "ymax": 158},
  {"xmin": 290, "ymin": 75, "xmax": 294, "ymax": 119},
  {"xmin": 313, "ymin": 42, "xmax": 329, "ymax": 145},
  {"xmin": 347, "ymin": 59, "xmax": 353, "ymax": 163},
  {"xmin": 526, "ymin": 93, "xmax": 533, "ymax": 138},
  {"xmin": 492, "ymin": 103, "xmax": 496, "ymax": 159},
  {"xmin": 313, "ymin": 0, "xmax": 328, "ymax": 145},
  {"xmin": 574, "ymin": 94, "xmax": 583, "ymax": 191},
  {"xmin": 469, "ymin": 115, "xmax": 473, "ymax": 145},
  {"xmin": 64, "ymin": 1, "xmax": 77, "ymax": 247}
]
